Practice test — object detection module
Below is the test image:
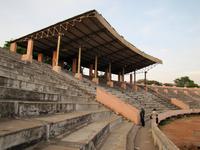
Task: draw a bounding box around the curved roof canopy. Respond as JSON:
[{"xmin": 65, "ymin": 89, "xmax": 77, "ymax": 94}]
[{"xmin": 12, "ymin": 10, "xmax": 162, "ymax": 74}]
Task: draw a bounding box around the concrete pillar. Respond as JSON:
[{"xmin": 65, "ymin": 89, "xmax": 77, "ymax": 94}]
[
  {"xmin": 122, "ymin": 68, "xmax": 125, "ymax": 82},
  {"xmin": 38, "ymin": 53, "xmax": 43, "ymax": 62},
  {"xmin": 52, "ymin": 51, "xmax": 57, "ymax": 67},
  {"xmin": 75, "ymin": 47, "xmax": 82, "ymax": 80},
  {"xmin": 107, "ymin": 63, "xmax": 113, "ymax": 87},
  {"xmin": 77, "ymin": 47, "xmax": 81, "ymax": 74},
  {"xmin": 130, "ymin": 74, "xmax": 133, "ymax": 84},
  {"xmin": 10, "ymin": 42, "xmax": 17, "ymax": 53},
  {"xmin": 118, "ymin": 72, "xmax": 121, "ymax": 82},
  {"xmin": 134, "ymin": 71, "xmax": 137, "ymax": 91},
  {"xmin": 89, "ymin": 64, "xmax": 93, "ymax": 78},
  {"xmin": 144, "ymin": 71, "xmax": 147, "ymax": 91},
  {"xmin": 105, "ymin": 68, "xmax": 109, "ymax": 80},
  {"xmin": 55, "ymin": 34, "xmax": 61, "ymax": 66},
  {"xmin": 108, "ymin": 62, "xmax": 112, "ymax": 81},
  {"xmin": 92, "ymin": 55, "xmax": 99, "ymax": 84},
  {"xmin": 21, "ymin": 39, "xmax": 34, "ymax": 62},
  {"xmin": 94, "ymin": 55, "xmax": 98, "ymax": 78},
  {"xmin": 120, "ymin": 68, "xmax": 126, "ymax": 89},
  {"xmin": 72, "ymin": 58, "xmax": 77, "ymax": 74},
  {"xmin": 52, "ymin": 34, "xmax": 61, "ymax": 73}
]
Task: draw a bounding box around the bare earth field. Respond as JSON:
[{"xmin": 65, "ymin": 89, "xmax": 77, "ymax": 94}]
[{"xmin": 160, "ymin": 116, "xmax": 200, "ymax": 150}]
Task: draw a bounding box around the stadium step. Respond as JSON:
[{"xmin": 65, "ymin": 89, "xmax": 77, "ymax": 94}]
[
  {"xmin": 0, "ymin": 100, "xmax": 102, "ymax": 118},
  {"xmin": 99, "ymin": 121, "xmax": 134, "ymax": 150},
  {"xmin": 0, "ymin": 109, "xmax": 111, "ymax": 150},
  {"xmin": 33, "ymin": 115, "xmax": 123, "ymax": 150}
]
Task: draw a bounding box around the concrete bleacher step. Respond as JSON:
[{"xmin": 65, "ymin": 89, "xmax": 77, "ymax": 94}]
[
  {"xmin": 0, "ymin": 100, "xmax": 102, "ymax": 118},
  {"xmin": 0, "ymin": 76, "xmax": 87, "ymax": 97},
  {"xmin": 99, "ymin": 121, "xmax": 134, "ymax": 150},
  {"xmin": 35, "ymin": 115, "xmax": 122, "ymax": 150},
  {"xmin": 0, "ymin": 48, "xmax": 97, "ymax": 97},
  {"xmin": 0, "ymin": 109, "xmax": 111, "ymax": 150}
]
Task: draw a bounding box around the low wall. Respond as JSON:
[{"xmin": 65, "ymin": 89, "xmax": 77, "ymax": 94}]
[
  {"xmin": 151, "ymin": 109, "xmax": 200, "ymax": 150},
  {"xmin": 96, "ymin": 87, "xmax": 139, "ymax": 124},
  {"xmin": 171, "ymin": 98, "xmax": 190, "ymax": 109}
]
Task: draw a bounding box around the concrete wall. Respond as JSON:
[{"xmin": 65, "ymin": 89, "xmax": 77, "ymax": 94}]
[
  {"xmin": 96, "ymin": 87, "xmax": 139, "ymax": 124},
  {"xmin": 171, "ymin": 98, "xmax": 190, "ymax": 109}
]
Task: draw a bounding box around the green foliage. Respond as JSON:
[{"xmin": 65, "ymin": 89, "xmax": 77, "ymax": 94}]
[
  {"xmin": 137, "ymin": 79, "xmax": 162, "ymax": 86},
  {"xmin": 163, "ymin": 83, "xmax": 174, "ymax": 87},
  {"xmin": 3, "ymin": 40, "xmax": 26, "ymax": 54},
  {"xmin": 174, "ymin": 76, "xmax": 199, "ymax": 88},
  {"xmin": 3, "ymin": 41, "xmax": 10, "ymax": 49}
]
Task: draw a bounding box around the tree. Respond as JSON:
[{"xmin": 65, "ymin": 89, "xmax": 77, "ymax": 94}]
[
  {"xmin": 137, "ymin": 79, "xmax": 162, "ymax": 86},
  {"xmin": 3, "ymin": 41, "xmax": 10, "ymax": 49},
  {"xmin": 174, "ymin": 76, "xmax": 199, "ymax": 88},
  {"xmin": 163, "ymin": 83, "xmax": 174, "ymax": 87},
  {"xmin": 3, "ymin": 40, "xmax": 26, "ymax": 54}
]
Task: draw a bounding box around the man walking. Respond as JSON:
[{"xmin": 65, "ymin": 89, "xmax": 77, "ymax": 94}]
[{"xmin": 140, "ymin": 108, "xmax": 145, "ymax": 127}]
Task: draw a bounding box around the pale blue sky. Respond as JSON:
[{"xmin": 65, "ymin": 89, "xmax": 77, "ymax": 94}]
[{"xmin": 0, "ymin": 0, "xmax": 199, "ymax": 84}]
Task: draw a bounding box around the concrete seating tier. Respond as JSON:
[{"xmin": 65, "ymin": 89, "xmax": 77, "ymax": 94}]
[
  {"xmin": 0, "ymin": 100, "xmax": 102, "ymax": 118},
  {"xmin": 0, "ymin": 48, "xmax": 137, "ymax": 150},
  {"xmin": 0, "ymin": 109, "xmax": 114, "ymax": 150},
  {"xmin": 0, "ymin": 48, "xmax": 96, "ymax": 97},
  {"xmin": 100, "ymin": 84, "xmax": 178, "ymax": 120},
  {"xmin": 0, "ymin": 76, "xmax": 90, "ymax": 98},
  {"xmin": 149, "ymin": 86, "xmax": 200, "ymax": 109},
  {"xmin": 32, "ymin": 117, "xmax": 136, "ymax": 150}
]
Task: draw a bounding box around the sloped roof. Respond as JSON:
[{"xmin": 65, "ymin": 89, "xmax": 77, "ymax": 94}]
[{"xmin": 12, "ymin": 10, "xmax": 162, "ymax": 74}]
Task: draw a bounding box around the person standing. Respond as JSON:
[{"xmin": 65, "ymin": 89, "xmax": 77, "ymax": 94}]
[
  {"xmin": 140, "ymin": 108, "xmax": 145, "ymax": 127},
  {"xmin": 150, "ymin": 108, "xmax": 158, "ymax": 124}
]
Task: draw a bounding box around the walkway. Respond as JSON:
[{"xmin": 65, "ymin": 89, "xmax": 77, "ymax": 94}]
[{"xmin": 134, "ymin": 121, "xmax": 157, "ymax": 150}]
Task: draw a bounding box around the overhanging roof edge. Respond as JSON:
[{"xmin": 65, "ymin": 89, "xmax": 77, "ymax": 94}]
[
  {"xmin": 11, "ymin": 9, "xmax": 163, "ymax": 66},
  {"xmin": 94, "ymin": 11, "xmax": 163, "ymax": 64}
]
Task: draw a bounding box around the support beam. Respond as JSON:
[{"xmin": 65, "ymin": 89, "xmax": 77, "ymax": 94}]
[
  {"xmin": 89, "ymin": 64, "xmax": 93, "ymax": 78},
  {"xmin": 75, "ymin": 47, "xmax": 82, "ymax": 80},
  {"xmin": 144, "ymin": 71, "xmax": 147, "ymax": 91},
  {"xmin": 92, "ymin": 55, "xmax": 99, "ymax": 84},
  {"xmin": 130, "ymin": 74, "xmax": 133, "ymax": 84},
  {"xmin": 21, "ymin": 39, "xmax": 34, "ymax": 62},
  {"xmin": 108, "ymin": 62, "xmax": 112, "ymax": 81},
  {"xmin": 134, "ymin": 71, "xmax": 137, "ymax": 92},
  {"xmin": 120, "ymin": 67, "xmax": 126, "ymax": 89},
  {"xmin": 122, "ymin": 68, "xmax": 124, "ymax": 82},
  {"xmin": 52, "ymin": 51, "xmax": 57, "ymax": 67},
  {"xmin": 52, "ymin": 34, "xmax": 62, "ymax": 73},
  {"xmin": 118, "ymin": 72, "xmax": 121, "ymax": 82},
  {"xmin": 72, "ymin": 58, "xmax": 77, "ymax": 74},
  {"xmin": 10, "ymin": 42, "xmax": 17, "ymax": 53},
  {"xmin": 55, "ymin": 34, "xmax": 61, "ymax": 66},
  {"xmin": 38, "ymin": 53, "xmax": 43, "ymax": 62},
  {"xmin": 107, "ymin": 62, "xmax": 113, "ymax": 87}
]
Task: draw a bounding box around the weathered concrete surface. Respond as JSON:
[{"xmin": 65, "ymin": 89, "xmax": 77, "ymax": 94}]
[
  {"xmin": 60, "ymin": 115, "xmax": 121, "ymax": 149},
  {"xmin": 135, "ymin": 121, "xmax": 158, "ymax": 150},
  {"xmin": 96, "ymin": 87, "xmax": 140, "ymax": 124},
  {"xmin": 0, "ymin": 119, "xmax": 45, "ymax": 150},
  {"xmin": 0, "ymin": 100, "xmax": 102, "ymax": 118},
  {"xmin": 160, "ymin": 116, "xmax": 200, "ymax": 149},
  {"xmin": 99, "ymin": 121, "xmax": 133, "ymax": 150},
  {"xmin": 39, "ymin": 145, "xmax": 79, "ymax": 150},
  {"xmin": 0, "ymin": 110, "xmax": 110, "ymax": 149}
]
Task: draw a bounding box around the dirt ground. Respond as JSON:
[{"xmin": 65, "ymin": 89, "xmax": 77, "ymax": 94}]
[{"xmin": 160, "ymin": 116, "xmax": 200, "ymax": 150}]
